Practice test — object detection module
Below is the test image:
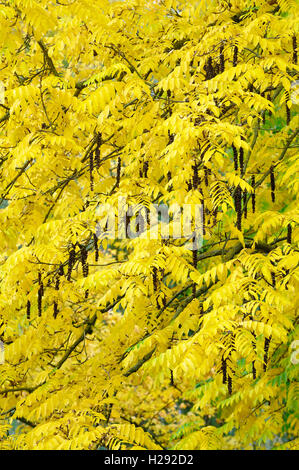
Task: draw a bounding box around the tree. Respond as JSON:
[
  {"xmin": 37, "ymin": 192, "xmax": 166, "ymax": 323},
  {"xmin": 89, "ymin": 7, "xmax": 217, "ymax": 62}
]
[{"xmin": 0, "ymin": 0, "xmax": 298, "ymax": 450}]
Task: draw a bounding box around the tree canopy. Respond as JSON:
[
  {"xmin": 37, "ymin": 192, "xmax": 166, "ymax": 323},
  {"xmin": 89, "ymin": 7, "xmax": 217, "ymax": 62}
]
[{"xmin": 0, "ymin": 0, "xmax": 298, "ymax": 450}]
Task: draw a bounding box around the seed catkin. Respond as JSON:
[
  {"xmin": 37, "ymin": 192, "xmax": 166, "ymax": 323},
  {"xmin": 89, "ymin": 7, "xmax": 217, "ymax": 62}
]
[
  {"xmin": 263, "ymin": 337, "xmax": 271, "ymax": 371},
  {"xmin": 38, "ymin": 272, "xmax": 43, "ymax": 317},
  {"xmin": 234, "ymin": 186, "xmax": 242, "ymax": 230},
  {"xmin": 89, "ymin": 150, "xmax": 94, "ymax": 191},
  {"xmin": 95, "ymin": 132, "xmax": 101, "ymax": 169},
  {"xmin": 67, "ymin": 246, "xmax": 76, "ymax": 281},
  {"xmin": 287, "ymin": 224, "xmax": 292, "ymax": 244},
  {"xmin": 192, "ymin": 164, "xmax": 199, "ymax": 190},
  {"xmin": 152, "ymin": 266, "xmax": 158, "ymax": 292},
  {"xmin": 94, "ymin": 233, "xmax": 99, "ymax": 262},
  {"xmin": 220, "ymin": 44, "xmax": 225, "ymax": 73},
  {"xmin": 251, "ymin": 175, "xmax": 256, "ymax": 213},
  {"xmin": 222, "ymin": 357, "xmax": 227, "ymax": 384},
  {"xmin": 233, "ymin": 45, "xmax": 238, "ymax": 67},
  {"xmin": 270, "ymin": 165, "xmax": 275, "ymax": 203},
  {"xmin": 116, "ymin": 157, "xmax": 121, "ymax": 187},
  {"xmin": 26, "ymin": 299, "xmax": 31, "ymax": 320},
  {"xmin": 239, "ymin": 147, "xmax": 244, "ymax": 175},
  {"xmin": 232, "ymin": 144, "xmax": 238, "ymax": 171}
]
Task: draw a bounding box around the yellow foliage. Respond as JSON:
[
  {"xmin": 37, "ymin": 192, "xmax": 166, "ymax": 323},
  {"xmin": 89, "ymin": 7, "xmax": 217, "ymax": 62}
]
[{"xmin": 0, "ymin": 0, "xmax": 298, "ymax": 451}]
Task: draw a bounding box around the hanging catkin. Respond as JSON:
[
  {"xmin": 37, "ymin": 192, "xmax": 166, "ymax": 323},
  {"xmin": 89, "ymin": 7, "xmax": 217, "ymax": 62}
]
[
  {"xmin": 53, "ymin": 301, "xmax": 58, "ymax": 319},
  {"xmin": 26, "ymin": 299, "xmax": 31, "ymax": 320},
  {"xmin": 270, "ymin": 165, "xmax": 275, "ymax": 203},
  {"xmin": 261, "ymin": 91, "xmax": 266, "ymax": 124},
  {"xmin": 168, "ymin": 130, "xmax": 175, "ymax": 145},
  {"xmin": 192, "ymin": 163, "xmax": 199, "ymax": 189},
  {"xmin": 251, "ymin": 175, "xmax": 256, "ymax": 213},
  {"xmin": 93, "ymin": 233, "xmax": 99, "ymax": 262},
  {"xmin": 200, "ymin": 188, "xmax": 206, "ymax": 236},
  {"xmin": 213, "ymin": 207, "xmax": 218, "ymax": 226},
  {"xmin": 53, "ymin": 279, "xmax": 59, "ymax": 316},
  {"xmin": 233, "ymin": 45, "xmax": 238, "ymax": 67},
  {"xmin": 143, "ymin": 160, "xmax": 149, "ymax": 178},
  {"xmin": 243, "ymin": 190, "xmax": 247, "ymax": 219},
  {"xmin": 286, "ymin": 92, "xmax": 291, "ymax": 125},
  {"xmin": 287, "ymin": 224, "xmax": 292, "ymax": 244},
  {"xmin": 204, "ymin": 166, "xmax": 209, "ymax": 187},
  {"xmin": 89, "ymin": 150, "xmax": 94, "ymax": 191},
  {"xmin": 139, "ymin": 159, "xmax": 143, "ymax": 178},
  {"xmin": 251, "ymin": 328, "xmax": 257, "ymax": 379},
  {"xmin": 55, "ymin": 271, "xmax": 60, "ymax": 291},
  {"xmin": 234, "ymin": 186, "xmax": 242, "ymax": 230},
  {"xmin": 53, "ymin": 264, "xmax": 63, "ymax": 318},
  {"xmin": 80, "ymin": 245, "xmax": 89, "ymax": 299},
  {"xmin": 219, "ymin": 44, "xmax": 225, "ymax": 73},
  {"xmin": 192, "ymin": 246, "xmax": 198, "ymax": 299},
  {"xmin": 80, "ymin": 245, "xmax": 89, "ymax": 278},
  {"xmin": 239, "ymin": 147, "xmax": 244, "ymax": 175},
  {"xmin": 205, "ymin": 56, "xmax": 214, "ymax": 80},
  {"xmin": 170, "ymin": 369, "xmax": 174, "ymax": 386},
  {"xmin": 227, "ymin": 375, "xmax": 232, "ymax": 395},
  {"xmin": 222, "ymin": 357, "xmax": 227, "ymax": 384},
  {"xmin": 167, "ymin": 171, "xmax": 172, "ymax": 192},
  {"xmin": 67, "ymin": 245, "xmax": 76, "ymax": 281},
  {"xmin": 125, "ymin": 213, "xmax": 131, "ymax": 238},
  {"xmin": 38, "ymin": 272, "xmax": 43, "ymax": 317},
  {"xmin": 95, "ymin": 132, "xmax": 101, "ymax": 169},
  {"xmin": 232, "ymin": 144, "xmax": 238, "ymax": 171},
  {"xmin": 146, "ymin": 207, "xmax": 150, "ymax": 226},
  {"xmin": 263, "ymin": 337, "xmax": 271, "ymax": 371},
  {"xmin": 116, "ymin": 157, "xmax": 121, "ymax": 187}
]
